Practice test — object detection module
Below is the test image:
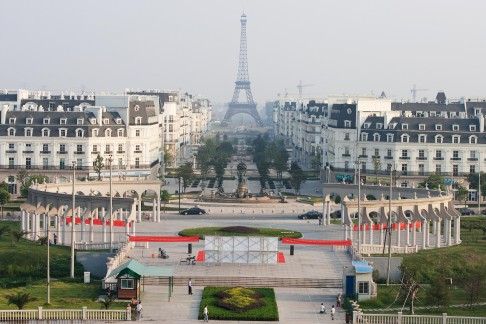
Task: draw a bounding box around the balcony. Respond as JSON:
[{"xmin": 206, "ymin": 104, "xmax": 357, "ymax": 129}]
[
  {"xmin": 358, "ymin": 155, "xmax": 368, "ymax": 158},
  {"xmin": 91, "ymin": 151, "xmax": 99, "ymax": 154},
  {"xmin": 372, "ymin": 155, "xmax": 380, "ymax": 159},
  {"xmin": 416, "ymin": 157, "xmax": 427, "ymax": 160},
  {"xmin": 5, "ymin": 150, "xmax": 16, "ymax": 153},
  {"xmin": 384, "ymin": 156, "xmax": 394, "ymax": 160},
  {"xmin": 450, "ymin": 157, "xmax": 461, "ymax": 161},
  {"xmin": 22, "ymin": 150, "xmax": 34, "ymax": 154},
  {"xmin": 57, "ymin": 151, "xmax": 68, "ymax": 154},
  {"xmin": 74, "ymin": 151, "xmax": 85, "ymax": 155},
  {"xmin": 433, "ymin": 157, "xmax": 444, "ymax": 160},
  {"xmin": 468, "ymin": 158, "xmax": 479, "ymax": 162},
  {"xmin": 399, "ymin": 156, "xmax": 410, "ymax": 160},
  {"xmin": 117, "ymin": 150, "xmax": 125, "ymax": 153},
  {"xmin": 342, "ymin": 153, "xmax": 351, "ymax": 157},
  {"xmin": 40, "ymin": 151, "xmax": 51, "ymax": 154},
  {"xmin": 105, "ymin": 151, "xmax": 113, "ymax": 154},
  {"xmin": 134, "ymin": 150, "xmax": 142, "ymax": 153}
]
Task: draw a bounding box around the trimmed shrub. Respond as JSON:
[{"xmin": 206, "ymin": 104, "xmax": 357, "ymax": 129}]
[{"xmin": 220, "ymin": 226, "xmax": 260, "ymax": 234}]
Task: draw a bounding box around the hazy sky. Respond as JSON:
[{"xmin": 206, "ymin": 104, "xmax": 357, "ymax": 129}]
[{"xmin": 2, "ymin": 1, "xmax": 486, "ymax": 106}]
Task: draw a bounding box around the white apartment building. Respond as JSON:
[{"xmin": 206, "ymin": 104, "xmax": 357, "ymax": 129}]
[
  {"xmin": 0, "ymin": 89, "xmax": 211, "ymax": 195},
  {"xmin": 274, "ymin": 92, "xmax": 486, "ymax": 202}
]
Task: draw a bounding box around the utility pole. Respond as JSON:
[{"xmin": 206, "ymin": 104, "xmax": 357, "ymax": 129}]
[
  {"xmin": 108, "ymin": 155, "xmax": 113, "ymax": 252},
  {"xmin": 70, "ymin": 161, "xmax": 76, "ymax": 278},
  {"xmin": 47, "ymin": 214, "xmax": 51, "ymax": 304},
  {"xmin": 386, "ymin": 165, "xmax": 393, "ymax": 286}
]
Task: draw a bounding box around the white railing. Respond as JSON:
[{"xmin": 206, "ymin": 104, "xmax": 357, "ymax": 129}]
[
  {"xmin": 0, "ymin": 306, "xmax": 131, "ymax": 321},
  {"xmin": 359, "ymin": 244, "xmax": 419, "ymax": 255},
  {"xmin": 354, "ymin": 312, "xmax": 486, "ymax": 324},
  {"xmin": 75, "ymin": 241, "xmax": 126, "ymax": 250}
]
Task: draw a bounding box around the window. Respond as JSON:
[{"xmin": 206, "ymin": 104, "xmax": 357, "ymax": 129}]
[
  {"xmin": 135, "ymin": 117, "xmax": 142, "ymax": 125},
  {"xmin": 43, "ymin": 158, "xmax": 49, "ymax": 170},
  {"xmin": 8, "ymin": 143, "xmax": 14, "ymax": 150},
  {"xmin": 470, "ymin": 136, "xmax": 477, "ymax": 144},
  {"xmin": 43, "ymin": 118, "xmax": 50, "ymax": 125},
  {"xmin": 117, "ymin": 129, "xmax": 124, "ymax": 137},
  {"xmin": 418, "ymin": 150, "xmax": 424, "ymax": 159},
  {"xmin": 60, "ymin": 118, "xmax": 67, "ymax": 125},
  {"xmin": 436, "ymin": 150, "xmax": 442, "ymax": 159},
  {"xmin": 77, "ymin": 118, "xmax": 84, "ymax": 125},
  {"xmin": 419, "ymin": 124, "xmax": 425, "ymax": 130},
  {"xmin": 135, "ymin": 157, "xmax": 140, "ymax": 168},
  {"xmin": 374, "ymin": 148, "xmax": 379, "ymax": 157},
  {"xmin": 344, "ymin": 133, "xmax": 350, "ymax": 140},
  {"xmin": 363, "ymin": 123, "xmax": 370, "ymax": 129},
  {"xmin": 60, "ymin": 144, "xmax": 66, "ymax": 153},
  {"xmin": 373, "ymin": 133, "xmax": 380, "ymax": 142},
  {"xmin": 105, "ymin": 144, "xmax": 111, "ymax": 153},
  {"xmin": 344, "ymin": 120, "xmax": 351, "ymax": 128},
  {"xmin": 470, "ymin": 165, "xmax": 476, "ymax": 174},
  {"xmin": 42, "ymin": 128, "xmax": 50, "ymax": 137},
  {"xmin": 8, "ymin": 128, "xmax": 15, "ymax": 136},
  {"xmin": 376, "ymin": 123, "xmax": 383, "ymax": 129},
  {"xmin": 118, "ymin": 144, "xmax": 123, "ymax": 152},
  {"xmin": 25, "ymin": 158, "xmax": 32, "ymax": 169},
  {"xmin": 135, "ymin": 145, "xmax": 141, "ymax": 152},
  {"xmin": 389, "ymin": 123, "xmax": 396, "ymax": 129},
  {"xmin": 387, "ymin": 164, "xmax": 392, "ymax": 172},
  {"xmin": 76, "ymin": 129, "xmax": 83, "ymax": 137},
  {"xmin": 435, "ymin": 135, "xmax": 443, "ymax": 144},
  {"xmin": 103, "ymin": 118, "xmax": 109, "ymax": 125},
  {"xmin": 134, "ymin": 105, "xmax": 140, "ymax": 111},
  {"xmin": 90, "ymin": 118, "xmax": 97, "ymax": 124},
  {"xmin": 419, "ymin": 135, "xmax": 426, "ymax": 143},
  {"xmin": 401, "ymin": 163, "xmax": 408, "ymax": 175},
  {"xmin": 76, "ymin": 145, "xmax": 83, "ymax": 153},
  {"xmin": 93, "ymin": 145, "xmax": 98, "ymax": 153},
  {"xmin": 453, "ymin": 150, "xmax": 459, "ymax": 160},
  {"xmin": 435, "ymin": 124, "xmax": 442, "ymax": 130},
  {"xmin": 452, "ymin": 135, "xmax": 460, "ymax": 144},
  {"xmin": 26, "ymin": 118, "xmax": 33, "ymax": 125},
  {"xmin": 361, "ymin": 133, "xmax": 368, "ymax": 141},
  {"xmin": 60, "ymin": 158, "xmax": 65, "ymax": 170},
  {"xmin": 77, "ymin": 158, "xmax": 82, "ymax": 168},
  {"xmin": 92, "ymin": 129, "xmax": 99, "ymax": 137},
  {"xmin": 361, "ymin": 148, "xmax": 367, "ymax": 156},
  {"xmin": 25, "ymin": 143, "xmax": 32, "ymax": 151},
  {"xmin": 344, "ymin": 161, "xmax": 349, "ymax": 172},
  {"xmin": 358, "ymin": 282, "xmax": 369, "ymax": 294},
  {"xmin": 419, "ymin": 164, "xmax": 425, "ymax": 176},
  {"xmin": 453, "ymin": 124, "xmax": 459, "ymax": 131},
  {"xmin": 120, "ymin": 278, "xmax": 134, "ymax": 289},
  {"xmin": 8, "ymin": 157, "xmax": 14, "ymax": 169},
  {"xmin": 25, "ymin": 128, "xmax": 32, "ymax": 137},
  {"xmin": 401, "ymin": 150, "xmax": 408, "ymax": 159},
  {"xmin": 453, "ymin": 164, "xmax": 459, "ymax": 176},
  {"xmin": 470, "ymin": 125, "xmax": 477, "ymax": 131},
  {"xmin": 105, "ymin": 129, "xmax": 112, "ymax": 137},
  {"xmin": 60, "ymin": 129, "xmax": 67, "ymax": 137},
  {"xmin": 470, "ymin": 151, "xmax": 477, "ymax": 159},
  {"xmin": 387, "ymin": 134, "xmax": 393, "ymax": 142},
  {"xmin": 344, "ymin": 147, "xmax": 350, "ymax": 155},
  {"xmin": 387, "ymin": 149, "xmax": 392, "ymax": 158},
  {"xmin": 116, "ymin": 118, "xmax": 122, "ymax": 125},
  {"xmin": 43, "ymin": 144, "xmax": 49, "ymax": 152},
  {"xmin": 436, "ymin": 164, "xmax": 442, "ymax": 174},
  {"xmin": 135, "ymin": 130, "xmax": 141, "ymax": 137},
  {"xmin": 9, "ymin": 118, "xmax": 16, "ymax": 124},
  {"xmin": 401, "ymin": 124, "xmax": 408, "ymax": 130}
]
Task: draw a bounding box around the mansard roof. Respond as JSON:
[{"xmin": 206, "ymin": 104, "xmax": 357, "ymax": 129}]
[
  {"xmin": 20, "ymin": 98, "xmax": 95, "ymax": 111},
  {"xmin": 329, "ymin": 103, "xmax": 356, "ymax": 128}
]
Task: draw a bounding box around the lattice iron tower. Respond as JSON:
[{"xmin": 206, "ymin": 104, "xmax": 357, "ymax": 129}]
[{"xmin": 223, "ymin": 13, "xmax": 263, "ymax": 126}]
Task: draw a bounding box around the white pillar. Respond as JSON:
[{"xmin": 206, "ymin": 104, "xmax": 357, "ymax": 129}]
[
  {"xmin": 157, "ymin": 199, "xmax": 161, "ymax": 223},
  {"xmin": 426, "ymin": 221, "xmax": 431, "ymax": 247},
  {"xmin": 447, "ymin": 219, "xmax": 452, "ymax": 246},
  {"xmin": 61, "ymin": 213, "xmax": 66, "ymax": 246},
  {"xmin": 152, "ymin": 198, "xmax": 156, "ymax": 222},
  {"xmin": 412, "ymin": 221, "xmax": 417, "ymax": 246},
  {"xmin": 344, "ymin": 224, "xmax": 348, "ymax": 241},
  {"xmin": 137, "ymin": 199, "xmax": 142, "ymax": 223},
  {"xmin": 369, "ymin": 223, "xmax": 374, "ymax": 245},
  {"xmin": 435, "ymin": 220, "xmax": 441, "ymax": 248},
  {"xmin": 89, "ymin": 217, "xmax": 94, "ymax": 243},
  {"xmin": 396, "ymin": 222, "xmax": 401, "ymax": 248},
  {"xmin": 33, "ymin": 213, "xmax": 39, "ymax": 240},
  {"xmin": 131, "ymin": 220, "xmax": 136, "ymax": 236},
  {"xmin": 101, "ymin": 208, "xmax": 106, "ymax": 243},
  {"xmin": 125, "ymin": 217, "xmax": 129, "ymax": 239},
  {"xmin": 422, "ymin": 220, "xmax": 427, "ymax": 249},
  {"xmin": 406, "ymin": 221, "xmax": 410, "ymax": 246},
  {"xmin": 379, "ymin": 223, "xmax": 384, "ymax": 247},
  {"xmin": 80, "ymin": 216, "xmax": 84, "ymax": 242}
]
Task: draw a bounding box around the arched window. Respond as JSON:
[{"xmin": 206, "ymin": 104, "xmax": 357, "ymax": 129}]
[
  {"xmin": 92, "ymin": 129, "xmax": 99, "ymax": 137},
  {"xmin": 42, "ymin": 128, "xmax": 50, "ymax": 137},
  {"xmin": 135, "ymin": 117, "xmax": 142, "ymax": 125},
  {"xmin": 118, "ymin": 129, "xmax": 124, "ymax": 137},
  {"xmin": 469, "ymin": 135, "xmax": 478, "ymax": 144},
  {"xmin": 76, "ymin": 129, "xmax": 84, "ymax": 137},
  {"xmin": 7, "ymin": 128, "xmax": 15, "ymax": 136},
  {"xmin": 452, "ymin": 135, "xmax": 460, "ymax": 144},
  {"xmin": 418, "ymin": 134, "xmax": 427, "ymax": 143},
  {"xmin": 435, "ymin": 135, "xmax": 443, "ymax": 144},
  {"xmin": 373, "ymin": 133, "xmax": 380, "ymax": 142},
  {"xmin": 401, "ymin": 134, "xmax": 410, "ymax": 143},
  {"xmin": 105, "ymin": 129, "xmax": 112, "ymax": 137}
]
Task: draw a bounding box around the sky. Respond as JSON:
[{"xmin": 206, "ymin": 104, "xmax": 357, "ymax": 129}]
[{"xmin": 1, "ymin": 0, "xmax": 486, "ymax": 106}]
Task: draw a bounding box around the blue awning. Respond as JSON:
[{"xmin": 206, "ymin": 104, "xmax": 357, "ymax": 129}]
[{"xmin": 352, "ymin": 261, "xmax": 373, "ymax": 273}]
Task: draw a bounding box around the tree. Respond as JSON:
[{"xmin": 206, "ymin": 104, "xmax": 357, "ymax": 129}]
[
  {"xmin": 0, "ymin": 189, "xmax": 11, "ymax": 218},
  {"xmin": 372, "ymin": 157, "xmax": 382, "ymax": 184},
  {"xmin": 176, "ymin": 162, "xmax": 195, "ymax": 193},
  {"xmin": 311, "ymin": 149, "xmax": 322, "ymax": 178},
  {"xmin": 418, "ymin": 173, "xmax": 445, "ymax": 191},
  {"xmin": 459, "ymin": 261, "xmax": 486, "ymax": 307},
  {"xmin": 160, "ymin": 189, "xmax": 171, "ymax": 213},
  {"xmin": 397, "ymin": 263, "xmax": 422, "ymax": 314},
  {"xmin": 163, "ymin": 147, "xmax": 174, "ymax": 168},
  {"xmin": 12, "ymin": 230, "xmax": 27, "ymax": 242},
  {"xmin": 17, "ymin": 172, "xmax": 49, "ymax": 197},
  {"xmin": 99, "ymin": 296, "xmax": 114, "ymax": 310},
  {"xmin": 426, "ymin": 276, "xmax": 451, "ymax": 308},
  {"xmin": 93, "ymin": 154, "xmax": 104, "ymax": 181},
  {"xmin": 456, "ymin": 186, "xmax": 469, "ymax": 206},
  {"xmin": 0, "ymin": 181, "xmax": 8, "ymax": 191},
  {"xmin": 5, "ymin": 292, "xmax": 37, "ymax": 310},
  {"xmin": 288, "ymin": 162, "xmax": 307, "ymax": 195},
  {"xmin": 467, "ymin": 173, "xmax": 486, "ymax": 200},
  {"xmin": 213, "ymin": 155, "xmax": 229, "ymax": 188}
]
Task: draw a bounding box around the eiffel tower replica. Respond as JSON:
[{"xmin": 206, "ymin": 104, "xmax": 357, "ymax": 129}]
[{"xmin": 222, "ymin": 13, "xmax": 264, "ymax": 127}]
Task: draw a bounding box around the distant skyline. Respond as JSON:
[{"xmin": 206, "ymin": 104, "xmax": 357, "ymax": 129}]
[{"xmin": 1, "ymin": 1, "xmax": 486, "ymax": 106}]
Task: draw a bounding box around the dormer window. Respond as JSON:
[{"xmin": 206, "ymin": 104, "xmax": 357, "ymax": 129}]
[
  {"xmin": 470, "ymin": 125, "xmax": 477, "ymax": 131},
  {"xmin": 419, "ymin": 124, "xmax": 425, "ymax": 130},
  {"xmin": 116, "ymin": 118, "xmax": 122, "ymax": 125},
  {"xmin": 344, "ymin": 120, "xmax": 351, "ymax": 128},
  {"xmin": 8, "ymin": 128, "xmax": 15, "ymax": 136},
  {"xmin": 389, "ymin": 124, "xmax": 396, "ymax": 129},
  {"xmin": 134, "ymin": 105, "xmax": 140, "ymax": 111},
  {"xmin": 135, "ymin": 117, "xmax": 142, "ymax": 125},
  {"xmin": 25, "ymin": 128, "xmax": 33, "ymax": 137},
  {"xmin": 43, "ymin": 118, "xmax": 50, "ymax": 125},
  {"xmin": 26, "ymin": 118, "xmax": 33, "ymax": 125},
  {"xmin": 77, "ymin": 118, "xmax": 84, "ymax": 125},
  {"xmin": 9, "ymin": 118, "xmax": 16, "ymax": 124},
  {"xmin": 435, "ymin": 124, "xmax": 442, "ymax": 131},
  {"xmin": 363, "ymin": 123, "xmax": 370, "ymax": 129},
  {"xmin": 76, "ymin": 129, "xmax": 84, "ymax": 137},
  {"xmin": 373, "ymin": 133, "xmax": 380, "ymax": 142},
  {"xmin": 435, "ymin": 135, "xmax": 443, "ymax": 143},
  {"xmin": 452, "ymin": 124, "xmax": 459, "ymax": 131},
  {"xmin": 419, "ymin": 134, "xmax": 427, "ymax": 143},
  {"xmin": 105, "ymin": 129, "xmax": 112, "ymax": 137},
  {"xmin": 452, "ymin": 135, "xmax": 460, "ymax": 144},
  {"xmin": 90, "ymin": 118, "xmax": 97, "ymax": 125},
  {"xmin": 376, "ymin": 123, "xmax": 383, "ymax": 129},
  {"xmin": 60, "ymin": 118, "xmax": 67, "ymax": 125},
  {"xmin": 118, "ymin": 129, "xmax": 124, "ymax": 137},
  {"xmin": 103, "ymin": 119, "xmax": 109, "ymax": 125},
  {"xmin": 42, "ymin": 128, "xmax": 50, "ymax": 137},
  {"xmin": 470, "ymin": 135, "xmax": 478, "ymax": 144},
  {"xmin": 60, "ymin": 129, "xmax": 67, "ymax": 137},
  {"xmin": 401, "ymin": 124, "xmax": 408, "ymax": 130},
  {"xmin": 361, "ymin": 133, "xmax": 368, "ymax": 141},
  {"xmin": 387, "ymin": 134, "xmax": 394, "ymax": 142},
  {"xmin": 401, "ymin": 134, "xmax": 410, "ymax": 143},
  {"xmin": 92, "ymin": 129, "xmax": 99, "ymax": 137}
]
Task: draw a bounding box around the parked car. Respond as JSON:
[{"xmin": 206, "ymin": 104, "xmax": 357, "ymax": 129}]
[
  {"xmin": 297, "ymin": 211, "xmax": 323, "ymax": 219},
  {"xmin": 179, "ymin": 207, "xmax": 207, "ymax": 215},
  {"xmin": 457, "ymin": 207, "xmax": 474, "ymax": 215},
  {"xmin": 330, "ymin": 210, "xmax": 341, "ymax": 218}
]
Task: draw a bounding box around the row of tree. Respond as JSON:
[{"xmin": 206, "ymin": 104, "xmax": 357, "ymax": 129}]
[
  {"xmin": 195, "ymin": 137, "xmax": 236, "ymax": 188},
  {"xmin": 251, "ymin": 134, "xmax": 289, "ymax": 187}
]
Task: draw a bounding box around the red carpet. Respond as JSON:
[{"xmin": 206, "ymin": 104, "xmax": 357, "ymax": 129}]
[
  {"xmin": 277, "ymin": 252, "xmax": 285, "ymax": 263},
  {"xmin": 196, "ymin": 251, "xmax": 205, "ymax": 262}
]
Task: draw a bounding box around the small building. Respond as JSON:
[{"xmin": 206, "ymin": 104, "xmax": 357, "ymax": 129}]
[
  {"xmin": 107, "ymin": 259, "xmax": 174, "ymax": 301},
  {"xmin": 342, "ymin": 261, "xmax": 375, "ymax": 301}
]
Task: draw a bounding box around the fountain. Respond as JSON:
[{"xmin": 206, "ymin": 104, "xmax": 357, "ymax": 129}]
[{"xmin": 236, "ymin": 162, "xmax": 248, "ymax": 198}]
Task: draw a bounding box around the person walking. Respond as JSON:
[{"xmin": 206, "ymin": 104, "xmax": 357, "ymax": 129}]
[
  {"xmin": 188, "ymin": 278, "xmax": 193, "ymax": 295},
  {"xmin": 330, "ymin": 305, "xmax": 335, "ymax": 320},
  {"xmin": 319, "ymin": 303, "xmax": 326, "ymax": 314},
  {"xmin": 136, "ymin": 301, "xmax": 143, "ymax": 320},
  {"xmin": 203, "ymin": 304, "xmax": 209, "ymax": 322},
  {"xmin": 53, "ymin": 233, "xmax": 57, "ymax": 245},
  {"xmin": 337, "ymin": 293, "xmax": 341, "ymax": 308}
]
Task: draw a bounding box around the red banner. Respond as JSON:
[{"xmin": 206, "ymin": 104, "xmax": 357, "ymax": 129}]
[
  {"xmin": 353, "ymin": 222, "xmax": 421, "ymax": 231},
  {"xmin": 128, "ymin": 236, "xmax": 200, "ymax": 242},
  {"xmin": 281, "ymin": 238, "xmax": 352, "ymax": 246},
  {"xmin": 65, "ymin": 217, "xmax": 130, "ymax": 227}
]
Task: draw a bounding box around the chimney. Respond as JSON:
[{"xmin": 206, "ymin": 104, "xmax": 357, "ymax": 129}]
[
  {"xmin": 1, "ymin": 104, "xmax": 8, "ymax": 124},
  {"xmin": 479, "ymin": 113, "xmax": 484, "ymax": 133}
]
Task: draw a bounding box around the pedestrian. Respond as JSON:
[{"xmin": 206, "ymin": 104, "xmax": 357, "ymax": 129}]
[
  {"xmin": 53, "ymin": 233, "xmax": 57, "ymax": 245},
  {"xmin": 188, "ymin": 278, "xmax": 193, "ymax": 295},
  {"xmin": 319, "ymin": 303, "xmax": 326, "ymax": 314},
  {"xmin": 203, "ymin": 304, "xmax": 209, "ymax": 322},
  {"xmin": 337, "ymin": 293, "xmax": 341, "ymax": 308},
  {"xmin": 136, "ymin": 301, "xmax": 143, "ymax": 320},
  {"xmin": 330, "ymin": 305, "xmax": 335, "ymax": 320}
]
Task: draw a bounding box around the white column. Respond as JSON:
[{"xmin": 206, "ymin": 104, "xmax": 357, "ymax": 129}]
[
  {"xmin": 369, "ymin": 223, "xmax": 374, "ymax": 245},
  {"xmin": 89, "ymin": 217, "xmax": 94, "ymax": 243},
  {"xmin": 326, "ymin": 201, "xmax": 331, "ymax": 225},
  {"xmin": 131, "ymin": 220, "xmax": 136, "ymax": 236},
  {"xmin": 157, "ymin": 199, "xmax": 161, "ymax": 223},
  {"xmin": 101, "ymin": 208, "xmax": 106, "ymax": 243},
  {"xmin": 422, "ymin": 220, "xmax": 427, "ymax": 249},
  {"xmin": 379, "ymin": 223, "xmax": 384, "ymax": 247},
  {"xmin": 412, "ymin": 221, "xmax": 417, "ymax": 246},
  {"xmin": 426, "ymin": 221, "xmax": 431, "ymax": 247},
  {"xmin": 61, "ymin": 214, "xmax": 66, "ymax": 246},
  {"xmin": 80, "ymin": 216, "xmax": 84, "ymax": 242},
  {"xmin": 344, "ymin": 224, "xmax": 348, "ymax": 241},
  {"xmin": 45, "ymin": 214, "xmax": 49, "ymax": 238},
  {"xmin": 396, "ymin": 222, "xmax": 401, "ymax": 248},
  {"xmin": 33, "ymin": 213, "xmax": 39, "ymax": 240},
  {"xmin": 447, "ymin": 219, "xmax": 452, "ymax": 246},
  {"xmin": 125, "ymin": 217, "xmax": 129, "ymax": 240},
  {"xmin": 137, "ymin": 199, "xmax": 142, "ymax": 223},
  {"xmin": 454, "ymin": 217, "xmax": 460, "ymax": 244},
  {"xmin": 435, "ymin": 220, "xmax": 441, "ymax": 248},
  {"xmin": 406, "ymin": 221, "xmax": 410, "ymax": 246}
]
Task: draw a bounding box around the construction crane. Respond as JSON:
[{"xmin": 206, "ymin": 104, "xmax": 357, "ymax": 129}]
[
  {"xmin": 297, "ymin": 80, "xmax": 313, "ymax": 99},
  {"xmin": 410, "ymin": 84, "xmax": 428, "ymax": 102}
]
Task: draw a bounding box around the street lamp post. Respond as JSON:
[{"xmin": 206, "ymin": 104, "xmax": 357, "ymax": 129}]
[
  {"xmin": 108, "ymin": 155, "xmax": 113, "ymax": 252},
  {"xmin": 357, "ymin": 160, "xmax": 361, "ymax": 254},
  {"xmin": 178, "ymin": 177, "xmax": 182, "ymax": 210},
  {"xmin": 47, "ymin": 213, "xmax": 51, "ymax": 304},
  {"xmin": 478, "ymin": 159, "xmax": 481, "ymax": 213},
  {"xmin": 70, "ymin": 161, "xmax": 76, "ymax": 278},
  {"xmin": 386, "ymin": 164, "xmax": 394, "ymax": 286}
]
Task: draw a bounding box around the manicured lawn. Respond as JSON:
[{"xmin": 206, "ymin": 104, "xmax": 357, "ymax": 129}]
[
  {"xmin": 199, "ymin": 287, "xmax": 278, "ymax": 321},
  {"xmin": 178, "ymin": 226, "xmax": 302, "ymax": 239}
]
